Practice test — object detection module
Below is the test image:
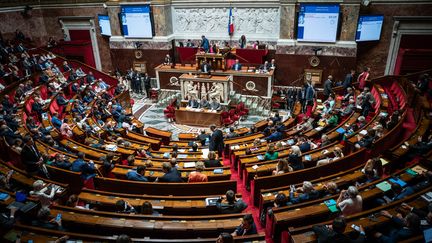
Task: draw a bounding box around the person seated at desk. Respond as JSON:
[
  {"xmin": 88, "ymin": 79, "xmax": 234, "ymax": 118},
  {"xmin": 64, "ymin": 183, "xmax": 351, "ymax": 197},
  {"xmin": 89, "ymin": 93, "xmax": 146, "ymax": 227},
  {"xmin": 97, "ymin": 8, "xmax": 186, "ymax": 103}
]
[
  {"xmin": 232, "ymin": 214, "xmax": 257, "ymax": 236},
  {"xmin": 259, "ymin": 61, "xmax": 270, "ymax": 73},
  {"xmin": 253, "ymin": 40, "xmax": 260, "ymax": 49},
  {"xmin": 200, "ymin": 60, "xmax": 211, "ymax": 74},
  {"xmin": 116, "ymin": 199, "xmax": 136, "ymax": 214},
  {"xmin": 163, "ymin": 54, "xmax": 172, "ymax": 66},
  {"xmin": 156, "ymin": 162, "xmax": 183, "ymax": 183},
  {"xmin": 188, "ymin": 161, "xmax": 208, "ymax": 183},
  {"xmin": 269, "ymin": 59, "xmax": 276, "ymax": 70},
  {"xmin": 199, "ymin": 97, "xmax": 210, "ymax": 109},
  {"xmin": 187, "ymin": 97, "xmax": 199, "ymax": 108},
  {"xmin": 186, "ymin": 39, "xmax": 194, "ymax": 47},
  {"xmin": 231, "ymin": 59, "xmax": 242, "ymax": 71},
  {"xmin": 374, "ymin": 210, "xmax": 421, "ymax": 243},
  {"xmin": 198, "ymin": 129, "xmax": 210, "ymax": 146},
  {"xmin": 126, "ymin": 165, "xmax": 148, "ymax": 182},
  {"xmin": 264, "ymin": 144, "xmax": 278, "ymax": 161},
  {"xmin": 209, "ymin": 97, "xmax": 221, "ymax": 111},
  {"xmin": 204, "ymin": 151, "xmax": 221, "ymax": 167},
  {"xmin": 32, "ymin": 207, "xmax": 65, "ymax": 231},
  {"xmin": 216, "ymin": 189, "xmax": 248, "ymax": 214},
  {"xmin": 312, "ymin": 217, "xmax": 366, "ymax": 243}
]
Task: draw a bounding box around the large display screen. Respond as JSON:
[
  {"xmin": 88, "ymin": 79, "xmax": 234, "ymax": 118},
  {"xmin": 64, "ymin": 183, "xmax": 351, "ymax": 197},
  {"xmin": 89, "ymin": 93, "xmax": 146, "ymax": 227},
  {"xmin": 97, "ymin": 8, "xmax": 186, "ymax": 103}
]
[
  {"xmin": 297, "ymin": 4, "xmax": 340, "ymax": 43},
  {"xmin": 120, "ymin": 5, "xmax": 153, "ymax": 38},
  {"xmin": 356, "ymin": 15, "xmax": 384, "ymax": 42},
  {"xmin": 97, "ymin": 15, "xmax": 112, "ymax": 36}
]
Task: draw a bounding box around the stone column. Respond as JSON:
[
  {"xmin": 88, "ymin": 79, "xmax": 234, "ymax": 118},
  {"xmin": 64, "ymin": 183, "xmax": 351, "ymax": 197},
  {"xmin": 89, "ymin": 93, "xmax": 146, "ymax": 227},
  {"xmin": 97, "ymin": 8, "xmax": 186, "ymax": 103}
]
[
  {"xmin": 279, "ymin": 0, "xmax": 296, "ymax": 40},
  {"xmin": 340, "ymin": 4, "xmax": 360, "ymax": 41},
  {"xmin": 106, "ymin": 3, "xmax": 121, "ymax": 37},
  {"xmin": 151, "ymin": 0, "xmax": 173, "ymax": 37}
]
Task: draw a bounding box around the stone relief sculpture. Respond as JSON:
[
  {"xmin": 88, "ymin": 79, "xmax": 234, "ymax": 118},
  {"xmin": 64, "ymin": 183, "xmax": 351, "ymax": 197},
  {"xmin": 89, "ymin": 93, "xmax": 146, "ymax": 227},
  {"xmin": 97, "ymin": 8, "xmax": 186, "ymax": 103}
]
[
  {"xmin": 173, "ymin": 7, "xmax": 279, "ymax": 37},
  {"xmin": 208, "ymin": 82, "xmax": 224, "ymax": 103},
  {"xmin": 200, "ymin": 83, "xmax": 207, "ymax": 100},
  {"xmin": 184, "ymin": 81, "xmax": 199, "ymax": 100}
]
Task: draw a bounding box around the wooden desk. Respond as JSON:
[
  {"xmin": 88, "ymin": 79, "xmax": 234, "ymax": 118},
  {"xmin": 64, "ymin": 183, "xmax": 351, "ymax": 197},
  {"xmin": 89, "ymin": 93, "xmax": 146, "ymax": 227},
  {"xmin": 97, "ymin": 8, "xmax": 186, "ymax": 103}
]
[
  {"xmin": 49, "ymin": 206, "xmax": 245, "ymax": 238},
  {"xmin": 155, "ymin": 64, "xmax": 274, "ymax": 97},
  {"xmin": 145, "ymin": 127, "xmax": 172, "ymax": 145},
  {"xmin": 175, "ymin": 107, "xmax": 222, "ymax": 127},
  {"xmin": 196, "ymin": 52, "xmax": 227, "ymax": 71}
]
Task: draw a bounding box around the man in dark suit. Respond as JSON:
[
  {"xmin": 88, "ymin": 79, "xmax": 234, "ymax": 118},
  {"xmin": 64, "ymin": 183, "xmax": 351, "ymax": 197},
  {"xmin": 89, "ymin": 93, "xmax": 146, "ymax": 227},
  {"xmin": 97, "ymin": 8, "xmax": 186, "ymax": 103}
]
[
  {"xmin": 209, "ymin": 97, "xmax": 221, "ymax": 111},
  {"xmin": 86, "ymin": 71, "xmax": 95, "ymax": 84},
  {"xmin": 343, "ymin": 69, "xmax": 355, "ymax": 90},
  {"xmin": 21, "ymin": 135, "xmax": 43, "ymax": 175},
  {"xmin": 157, "ymin": 162, "xmax": 183, "ymax": 182},
  {"xmin": 143, "ymin": 73, "xmax": 151, "ymax": 98},
  {"xmin": 201, "ymin": 60, "xmax": 211, "ymax": 74},
  {"xmin": 199, "ymin": 97, "xmax": 210, "ymax": 109},
  {"xmin": 374, "ymin": 211, "xmax": 421, "ymax": 242},
  {"xmin": 323, "ymin": 75, "xmax": 334, "ymax": 100},
  {"xmin": 209, "ymin": 124, "xmax": 224, "ymax": 157},
  {"xmin": 216, "ymin": 190, "xmax": 248, "ymax": 214},
  {"xmin": 187, "ymin": 97, "xmax": 199, "ymax": 108},
  {"xmin": 163, "ymin": 54, "xmax": 172, "ymax": 66},
  {"xmin": 231, "ymin": 59, "xmax": 242, "ymax": 71},
  {"xmin": 200, "ymin": 35, "xmax": 210, "ymax": 52},
  {"xmin": 269, "ymin": 59, "xmax": 276, "ymax": 70},
  {"xmin": 312, "ymin": 217, "xmax": 366, "ymax": 243},
  {"xmin": 259, "ymin": 61, "xmax": 270, "ymax": 72},
  {"xmin": 0, "ymin": 124, "xmax": 21, "ymax": 145}
]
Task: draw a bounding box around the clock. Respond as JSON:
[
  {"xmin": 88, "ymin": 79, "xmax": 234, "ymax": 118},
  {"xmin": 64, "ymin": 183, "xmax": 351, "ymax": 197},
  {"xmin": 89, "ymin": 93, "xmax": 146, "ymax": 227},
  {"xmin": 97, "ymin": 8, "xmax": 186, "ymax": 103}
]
[
  {"xmin": 309, "ymin": 56, "xmax": 320, "ymax": 67},
  {"xmin": 135, "ymin": 50, "xmax": 143, "ymax": 59}
]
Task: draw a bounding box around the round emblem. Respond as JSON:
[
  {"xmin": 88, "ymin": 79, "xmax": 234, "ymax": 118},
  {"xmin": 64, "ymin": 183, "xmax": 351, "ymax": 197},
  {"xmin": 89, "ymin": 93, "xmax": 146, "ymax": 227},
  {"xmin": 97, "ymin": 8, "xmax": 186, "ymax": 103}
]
[
  {"xmin": 135, "ymin": 50, "xmax": 143, "ymax": 59},
  {"xmin": 245, "ymin": 81, "xmax": 256, "ymax": 91},
  {"xmin": 309, "ymin": 56, "xmax": 320, "ymax": 67},
  {"xmin": 169, "ymin": 77, "xmax": 179, "ymax": 86}
]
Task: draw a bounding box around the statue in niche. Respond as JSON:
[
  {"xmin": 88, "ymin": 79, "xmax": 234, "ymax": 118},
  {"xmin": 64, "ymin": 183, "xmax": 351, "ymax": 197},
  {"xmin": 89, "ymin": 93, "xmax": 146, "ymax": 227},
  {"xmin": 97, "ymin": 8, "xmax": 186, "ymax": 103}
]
[
  {"xmin": 200, "ymin": 83, "xmax": 207, "ymax": 100},
  {"xmin": 185, "ymin": 81, "xmax": 198, "ymax": 100},
  {"xmin": 208, "ymin": 82, "xmax": 224, "ymax": 103}
]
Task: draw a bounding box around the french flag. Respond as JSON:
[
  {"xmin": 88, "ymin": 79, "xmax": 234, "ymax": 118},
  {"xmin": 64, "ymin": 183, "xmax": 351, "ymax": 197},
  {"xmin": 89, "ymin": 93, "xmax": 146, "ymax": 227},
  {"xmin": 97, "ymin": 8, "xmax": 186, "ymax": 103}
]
[{"xmin": 228, "ymin": 7, "xmax": 234, "ymax": 36}]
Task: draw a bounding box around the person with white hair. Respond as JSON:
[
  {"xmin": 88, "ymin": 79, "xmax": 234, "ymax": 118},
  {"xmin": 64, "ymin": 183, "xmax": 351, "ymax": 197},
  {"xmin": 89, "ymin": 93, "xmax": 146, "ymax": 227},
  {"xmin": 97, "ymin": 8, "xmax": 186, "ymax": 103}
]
[
  {"xmin": 316, "ymin": 147, "xmax": 344, "ymax": 166},
  {"xmin": 30, "ymin": 180, "xmax": 58, "ymax": 208},
  {"xmin": 32, "ymin": 207, "xmax": 64, "ymax": 231},
  {"xmin": 288, "ymin": 181, "xmax": 319, "ymax": 204},
  {"xmin": 337, "ymin": 185, "xmax": 362, "ymax": 216},
  {"xmin": 288, "ymin": 145, "xmax": 303, "ymax": 171}
]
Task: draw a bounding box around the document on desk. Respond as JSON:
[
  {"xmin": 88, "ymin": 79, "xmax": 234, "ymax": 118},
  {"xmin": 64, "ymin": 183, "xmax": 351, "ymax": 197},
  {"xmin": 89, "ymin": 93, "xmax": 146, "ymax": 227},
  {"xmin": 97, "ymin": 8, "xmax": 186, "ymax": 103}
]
[{"xmin": 201, "ymin": 148, "xmax": 209, "ymax": 159}]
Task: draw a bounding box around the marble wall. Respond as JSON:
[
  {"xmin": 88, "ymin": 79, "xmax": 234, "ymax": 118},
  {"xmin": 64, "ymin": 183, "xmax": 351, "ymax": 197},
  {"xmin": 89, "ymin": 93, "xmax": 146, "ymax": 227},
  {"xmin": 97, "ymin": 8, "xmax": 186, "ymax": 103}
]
[
  {"xmin": 153, "ymin": 4, "xmax": 173, "ymax": 37},
  {"xmin": 279, "ymin": 4, "xmax": 295, "ymax": 39},
  {"xmin": 0, "ymin": 9, "xmax": 47, "ymax": 45},
  {"xmin": 340, "ymin": 4, "xmax": 360, "ymax": 41}
]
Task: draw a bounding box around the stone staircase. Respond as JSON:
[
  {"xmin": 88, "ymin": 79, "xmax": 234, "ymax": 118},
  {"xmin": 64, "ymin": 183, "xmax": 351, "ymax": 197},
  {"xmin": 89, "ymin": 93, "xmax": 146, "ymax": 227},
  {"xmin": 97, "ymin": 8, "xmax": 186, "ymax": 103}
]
[{"xmin": 229, "ymin": 91, "xmax": 271, "ymax": 116}]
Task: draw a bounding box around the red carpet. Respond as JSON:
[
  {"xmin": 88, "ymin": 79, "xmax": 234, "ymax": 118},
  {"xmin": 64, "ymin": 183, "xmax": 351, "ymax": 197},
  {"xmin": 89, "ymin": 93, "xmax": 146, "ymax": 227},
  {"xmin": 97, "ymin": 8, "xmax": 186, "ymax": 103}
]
[{"xmin": 222, "ymin": 157, "xmax": 265, "ymax": 233}]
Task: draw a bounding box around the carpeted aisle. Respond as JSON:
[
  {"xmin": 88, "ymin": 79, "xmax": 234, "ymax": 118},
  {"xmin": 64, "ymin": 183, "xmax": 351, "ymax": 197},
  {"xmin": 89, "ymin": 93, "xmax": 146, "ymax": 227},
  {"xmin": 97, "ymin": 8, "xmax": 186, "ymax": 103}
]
[{"xmin": 222, "ymin": 157, "xmax": 265, "ymax": 233}]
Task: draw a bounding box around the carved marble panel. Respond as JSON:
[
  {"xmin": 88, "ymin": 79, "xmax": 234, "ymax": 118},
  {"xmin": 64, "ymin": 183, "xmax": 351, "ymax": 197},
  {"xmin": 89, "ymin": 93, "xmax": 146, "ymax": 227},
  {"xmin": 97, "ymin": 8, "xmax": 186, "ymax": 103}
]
[{"xmin": 172, "ymin": 7, "xmax": 280, "ymax": 39}]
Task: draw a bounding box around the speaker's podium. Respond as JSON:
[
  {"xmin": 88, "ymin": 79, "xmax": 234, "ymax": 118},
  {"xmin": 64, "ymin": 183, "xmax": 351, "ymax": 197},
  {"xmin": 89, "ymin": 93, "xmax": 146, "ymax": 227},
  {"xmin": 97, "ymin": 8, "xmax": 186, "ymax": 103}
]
[
  {"xmin": 175, "ymin": 74, "xmax": 230, "ymax": 127},
  {"xmin": 196, "ymin": 52, "xmax": 227, "ymax": 71}
]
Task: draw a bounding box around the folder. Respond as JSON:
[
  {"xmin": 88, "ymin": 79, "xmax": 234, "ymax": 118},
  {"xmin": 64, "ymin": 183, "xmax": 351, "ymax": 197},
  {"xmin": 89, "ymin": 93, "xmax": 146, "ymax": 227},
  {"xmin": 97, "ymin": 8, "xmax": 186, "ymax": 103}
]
[{"xmin": 376, "ymin": 181, "xmax": 392, "ymax": 192}]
